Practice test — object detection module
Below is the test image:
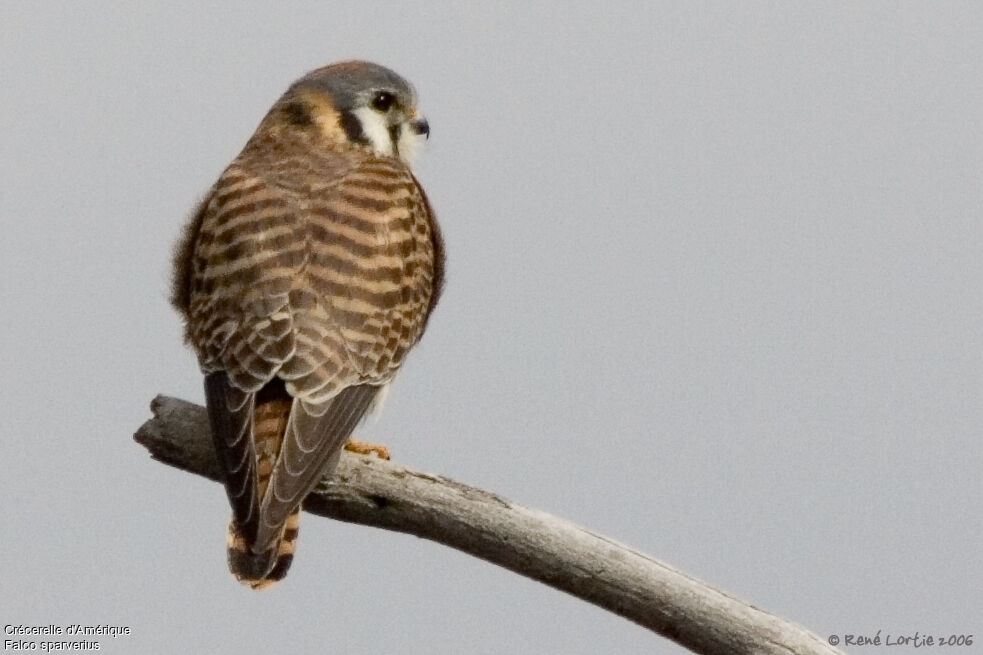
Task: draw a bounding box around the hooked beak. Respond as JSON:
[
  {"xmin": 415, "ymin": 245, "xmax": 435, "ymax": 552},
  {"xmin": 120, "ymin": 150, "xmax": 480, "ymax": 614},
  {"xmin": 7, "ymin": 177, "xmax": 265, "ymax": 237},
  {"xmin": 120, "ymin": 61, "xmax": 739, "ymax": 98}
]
[{"xmin": 411, "ymin": 117, "xmax": 430, "ymax": 139}]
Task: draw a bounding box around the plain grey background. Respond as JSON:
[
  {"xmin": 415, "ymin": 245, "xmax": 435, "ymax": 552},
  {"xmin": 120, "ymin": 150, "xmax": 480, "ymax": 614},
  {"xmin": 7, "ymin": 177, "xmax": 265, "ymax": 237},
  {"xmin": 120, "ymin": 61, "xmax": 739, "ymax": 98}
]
[{"xmin": 1, "ymin": 2, "xmax": 980, "ymax": 653}]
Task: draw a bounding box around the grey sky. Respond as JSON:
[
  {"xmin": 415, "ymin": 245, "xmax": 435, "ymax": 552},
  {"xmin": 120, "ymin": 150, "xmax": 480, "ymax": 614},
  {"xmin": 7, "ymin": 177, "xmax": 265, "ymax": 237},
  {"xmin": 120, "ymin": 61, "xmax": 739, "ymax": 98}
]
[{"xmin": 1, "ymin": 2, "xmax": 980, "ymax": 654}]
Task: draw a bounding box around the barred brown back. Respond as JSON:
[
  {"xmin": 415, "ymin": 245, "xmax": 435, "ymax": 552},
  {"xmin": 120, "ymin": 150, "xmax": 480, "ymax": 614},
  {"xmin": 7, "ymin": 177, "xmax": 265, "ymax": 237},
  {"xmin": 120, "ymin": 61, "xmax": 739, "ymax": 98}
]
[
  {"xmin": 184, "ymin": 137, "xmax": 441, "ymax": 401},
  {"xmin": 171, "ymin": 62, "xmax": 443, "ymax": 589}
]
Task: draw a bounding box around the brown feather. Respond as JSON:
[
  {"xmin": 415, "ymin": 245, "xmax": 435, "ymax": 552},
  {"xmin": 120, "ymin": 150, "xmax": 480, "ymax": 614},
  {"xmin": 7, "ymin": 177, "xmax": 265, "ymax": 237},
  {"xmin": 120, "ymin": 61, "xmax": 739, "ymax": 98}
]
[{"xmin": 173, "ymin": 69, "xmax": 442, "ymax": 588}]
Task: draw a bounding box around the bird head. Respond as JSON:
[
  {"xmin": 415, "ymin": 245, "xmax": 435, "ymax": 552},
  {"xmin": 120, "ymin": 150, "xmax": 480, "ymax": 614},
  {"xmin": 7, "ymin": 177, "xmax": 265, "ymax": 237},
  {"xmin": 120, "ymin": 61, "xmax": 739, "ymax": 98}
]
[{"xmin": 276, "ymin": 61, "xmax": 429, "ymax": 166}]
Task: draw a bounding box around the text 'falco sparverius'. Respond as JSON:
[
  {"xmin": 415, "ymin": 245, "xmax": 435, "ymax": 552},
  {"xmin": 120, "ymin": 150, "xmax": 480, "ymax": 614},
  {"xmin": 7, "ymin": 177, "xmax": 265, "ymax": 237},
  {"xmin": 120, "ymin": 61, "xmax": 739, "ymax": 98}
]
[{"xmin": 170, "ymin": 61, "xmax": 444, "ymax": 589}]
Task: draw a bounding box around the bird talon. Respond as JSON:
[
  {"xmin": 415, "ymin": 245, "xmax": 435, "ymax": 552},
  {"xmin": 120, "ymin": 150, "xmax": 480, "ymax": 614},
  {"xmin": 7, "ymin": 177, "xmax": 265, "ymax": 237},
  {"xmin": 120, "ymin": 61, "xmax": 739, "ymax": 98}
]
[{"xmin": 345, "ymin": 439, "xmax": 390, "ymax": 460}]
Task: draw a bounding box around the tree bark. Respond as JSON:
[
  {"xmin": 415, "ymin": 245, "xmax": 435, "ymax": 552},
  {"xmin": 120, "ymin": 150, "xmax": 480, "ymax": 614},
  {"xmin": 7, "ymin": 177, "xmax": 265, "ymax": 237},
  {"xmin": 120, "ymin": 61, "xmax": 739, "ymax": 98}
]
[{"xmin": 134, "ymin": 395, "xmax": 842, "ymax": 655}]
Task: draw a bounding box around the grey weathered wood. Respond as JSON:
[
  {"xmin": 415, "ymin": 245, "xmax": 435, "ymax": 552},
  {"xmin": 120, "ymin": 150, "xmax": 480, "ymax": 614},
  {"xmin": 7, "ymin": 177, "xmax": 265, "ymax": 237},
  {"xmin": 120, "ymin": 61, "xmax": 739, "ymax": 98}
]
[{"xmin": 134, "ymin": 395, "xmax": 842, "ymax": 655}]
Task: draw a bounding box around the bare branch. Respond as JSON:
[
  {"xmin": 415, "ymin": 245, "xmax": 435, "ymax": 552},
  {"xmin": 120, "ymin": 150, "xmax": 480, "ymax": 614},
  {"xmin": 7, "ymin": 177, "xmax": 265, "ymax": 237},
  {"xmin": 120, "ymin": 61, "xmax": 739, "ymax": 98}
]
[{"xmin": 134, "ymin": 395, "xmax": 842, "ymax": 655}]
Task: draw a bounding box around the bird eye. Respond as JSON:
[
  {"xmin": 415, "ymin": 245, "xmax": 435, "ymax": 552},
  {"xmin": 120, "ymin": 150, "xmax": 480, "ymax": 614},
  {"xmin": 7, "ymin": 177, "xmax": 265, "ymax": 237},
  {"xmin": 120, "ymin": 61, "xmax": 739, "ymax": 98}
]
[{"xmin": 371, "ymin": 92, "xmax": 395, "ymax": 112}]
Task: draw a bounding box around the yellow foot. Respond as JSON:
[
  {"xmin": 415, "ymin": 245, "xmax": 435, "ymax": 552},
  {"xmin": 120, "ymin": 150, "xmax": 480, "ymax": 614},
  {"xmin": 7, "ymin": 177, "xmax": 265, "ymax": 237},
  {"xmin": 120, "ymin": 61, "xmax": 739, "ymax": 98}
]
[{"xmin": 345, "ymin": 439, "xmax": 390, "ymax": 460}]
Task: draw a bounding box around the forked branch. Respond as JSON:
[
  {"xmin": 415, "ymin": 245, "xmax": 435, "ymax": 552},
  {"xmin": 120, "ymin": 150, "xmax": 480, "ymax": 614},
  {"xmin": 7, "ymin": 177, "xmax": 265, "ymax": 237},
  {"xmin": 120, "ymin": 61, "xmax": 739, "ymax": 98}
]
[{"xmin": 134, "ymin": 395, "xmax": 841, "ymax": 655}]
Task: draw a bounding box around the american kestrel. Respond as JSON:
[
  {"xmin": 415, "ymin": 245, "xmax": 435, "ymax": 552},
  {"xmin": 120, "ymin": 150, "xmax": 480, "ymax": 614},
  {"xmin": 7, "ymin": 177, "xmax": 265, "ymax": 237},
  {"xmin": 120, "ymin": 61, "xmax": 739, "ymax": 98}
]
[{"xmin": 170, "ymin": 61, "xmax": 444, "ymax": 589}]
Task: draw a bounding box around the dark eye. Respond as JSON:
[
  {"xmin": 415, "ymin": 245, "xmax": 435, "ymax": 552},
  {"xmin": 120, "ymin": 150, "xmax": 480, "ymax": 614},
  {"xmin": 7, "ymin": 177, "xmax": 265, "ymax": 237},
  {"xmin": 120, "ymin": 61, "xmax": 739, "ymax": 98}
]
[{"xmin": 371, "ymin": 91, "xmax": 395, "ymax": 112}]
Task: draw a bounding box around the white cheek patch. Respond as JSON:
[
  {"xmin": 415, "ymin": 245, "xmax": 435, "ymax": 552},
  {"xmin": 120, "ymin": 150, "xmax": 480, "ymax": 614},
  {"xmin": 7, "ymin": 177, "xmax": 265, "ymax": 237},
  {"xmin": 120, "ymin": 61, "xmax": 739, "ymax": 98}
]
[
  {"xmin": 352, "ymin": 106, "xmax": 394, "ymax": 158},
  {"xmin": 396, "ymin": 125, "xmax": 427, "ymax": 168}
]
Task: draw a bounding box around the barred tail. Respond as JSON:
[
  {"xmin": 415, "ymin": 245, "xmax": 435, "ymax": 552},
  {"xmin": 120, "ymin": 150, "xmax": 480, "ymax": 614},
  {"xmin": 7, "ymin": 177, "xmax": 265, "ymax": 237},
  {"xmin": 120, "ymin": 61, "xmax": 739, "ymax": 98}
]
[
  {"xmin": 227, "ymin": 509, "xmax": 300, "ymax": 590},
  {"xmin": 224, "ymin": 387, "xmax": 299, "ymax": 590}
]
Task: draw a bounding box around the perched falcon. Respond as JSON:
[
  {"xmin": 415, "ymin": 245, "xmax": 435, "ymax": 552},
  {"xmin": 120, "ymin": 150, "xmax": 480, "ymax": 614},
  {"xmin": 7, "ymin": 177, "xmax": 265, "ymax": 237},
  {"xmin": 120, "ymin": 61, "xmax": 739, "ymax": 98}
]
[{"xmin": 170, "ymin": 61, "xmax": 444, "ymax": 589}]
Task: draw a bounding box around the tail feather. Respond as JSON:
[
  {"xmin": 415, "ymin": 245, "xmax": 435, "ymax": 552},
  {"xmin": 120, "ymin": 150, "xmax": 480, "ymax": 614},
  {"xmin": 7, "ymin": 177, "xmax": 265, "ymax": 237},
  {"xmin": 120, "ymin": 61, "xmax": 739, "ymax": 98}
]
[
  {"xmin": 252, "ymin": 395, "xmax": 290, "ymax": 500},
  {"xmin": 227, "ymin": 509, "xmax": 300, "ymax": 590},
  {"xmin": 256, "ymin": 510, "xmax": 300, "ymax": 588},
  {"xmin": 224, "ymin": 381, "xmax": 297, "ymax": 590},
  {"xmin": 205, "ymin": 373, "xmax": 379, "ymax": 590}
]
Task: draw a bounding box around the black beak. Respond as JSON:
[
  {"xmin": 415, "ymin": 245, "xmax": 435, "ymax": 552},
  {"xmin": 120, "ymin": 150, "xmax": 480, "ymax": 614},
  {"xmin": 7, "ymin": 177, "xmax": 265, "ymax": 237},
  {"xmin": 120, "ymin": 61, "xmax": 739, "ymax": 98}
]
[{"xmin": 412, "ymin": 118, "xmax": 430, "ymax": 139}]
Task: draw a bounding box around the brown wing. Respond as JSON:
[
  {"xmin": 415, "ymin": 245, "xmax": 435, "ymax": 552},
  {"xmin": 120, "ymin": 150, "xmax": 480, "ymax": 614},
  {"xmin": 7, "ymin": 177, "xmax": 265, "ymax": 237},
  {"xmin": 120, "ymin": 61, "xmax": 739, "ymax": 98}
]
[
  {"xmin": 202, "ymin": 371, "xmax": 258, "ymax": 536},
  {"xmin": 184, "ymin": 164, "xmax": 302, "ymax": 391},
  {"xmin": 205, "ymin": 371, "xmax": 378, "ymax": 555},
  {"xmin": 257, "ymin": 156, "xmax": 441, "ymax": 542},
  {"xmin": 181, "ymin": 154, "xmax": 440, "ymax": 552},
  {"xmin": 277, "ymin": 156, "xmax": 441, "ymax": 403},
  {"xmin": 255, "ymin": 384, "xmax": 379, "ymax": 549},
  {"xmin": 181, "ymin": 164, "xmax": 307, "ymax": 550}
]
